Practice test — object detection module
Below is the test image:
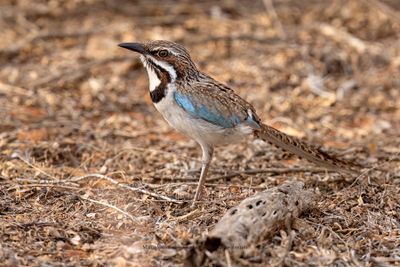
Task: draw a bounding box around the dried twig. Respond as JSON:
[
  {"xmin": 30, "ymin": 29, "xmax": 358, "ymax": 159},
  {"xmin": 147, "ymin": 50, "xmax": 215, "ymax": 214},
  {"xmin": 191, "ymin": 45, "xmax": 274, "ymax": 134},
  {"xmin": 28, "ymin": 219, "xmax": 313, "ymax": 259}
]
[
  {"xmin": 317, "ymin": 23, "xmax": 382, "ymax": 55},
  {"xmin": 6, "ymin": 178, "xmax": 137, "ymax": 222},
  {"xmin": 31, "ymin": 56, "xmax": 127, "ymax": 89},
  {"xmin": 111, "ymin": 146, "xmax": 199, "ymax": 163},
  {"xmin": 15, "ymin": 178, "xmax": 79, "ymax": 186},
  {"xmin": 78, "ymin": 193, "xmax": 137, "ymax": 222},
  {"xmin": 189, "ymin": 35, "xmax": 288, "ymax": 46},
  {"xmin": 207, "ymin": 167, "xmax": 333, "ymax": 181},
  {"xmin": 362, "ymin": 0, "xmax": 400, "ymax": 23},
  {"xmin": 150, "ymin": 167, "xmax": 333, "ymax": 182},
  {"xmin": 0, "ymin": 29, "xmax": 103, "ymax": 60},
  {"xmin": 167, "ymin": 209, "xmax": 205, "ymax": 223},
  {"xmin": 0, "ymin": 82, "xmax": 32, "ymax": 96},
  {"xmin": 348, "ymin": 152, "xmax": 399, "ymax": 187},
  {"xmin": 7, "ymin": 183, "xmax": 80, "ymax": 191},
  {"xmin": 104, "ymin": 1, "xmax": 191, "ymax": 26},
  {"xmin": 15, "ymin": 154, "xmax": 59, "ymax": 181},
  {"xmin": 262, "ymin": 0, "xmax": 287, "ymax": 39},
  {"xmin": 71, "ymin": 173, "xmax": 183, "ymax": 204}
]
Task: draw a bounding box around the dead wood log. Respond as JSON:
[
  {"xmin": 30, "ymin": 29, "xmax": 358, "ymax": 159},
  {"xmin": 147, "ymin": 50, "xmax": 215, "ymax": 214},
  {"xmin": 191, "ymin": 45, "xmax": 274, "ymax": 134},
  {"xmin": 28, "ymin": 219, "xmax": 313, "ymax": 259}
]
[
  {"xmin": 186, "ymin": 181, "xmax": 316, "ymax": 266},
  {"xmin": 206, "ymin": 181, "xmax": 315, "ymax": 250}
]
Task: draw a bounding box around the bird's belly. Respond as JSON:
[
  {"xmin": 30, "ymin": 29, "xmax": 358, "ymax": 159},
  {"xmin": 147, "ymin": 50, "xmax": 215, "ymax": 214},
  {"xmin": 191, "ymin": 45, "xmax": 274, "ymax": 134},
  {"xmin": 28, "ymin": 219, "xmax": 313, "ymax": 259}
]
[{"xmin": 154, "ymin": 95, "xmax": 252, "ymax": 146}]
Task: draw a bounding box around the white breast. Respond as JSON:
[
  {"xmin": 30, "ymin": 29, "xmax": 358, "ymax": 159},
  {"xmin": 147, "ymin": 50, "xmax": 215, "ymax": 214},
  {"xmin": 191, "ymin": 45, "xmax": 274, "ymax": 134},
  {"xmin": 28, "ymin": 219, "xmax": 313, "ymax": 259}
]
[
  {"xmin": 154, "ymin": 85, "xmax": 253, "ymax": 147},
  {"xmin": 140, "ymin": 56, "xmax": 252, "ymax": 147}
]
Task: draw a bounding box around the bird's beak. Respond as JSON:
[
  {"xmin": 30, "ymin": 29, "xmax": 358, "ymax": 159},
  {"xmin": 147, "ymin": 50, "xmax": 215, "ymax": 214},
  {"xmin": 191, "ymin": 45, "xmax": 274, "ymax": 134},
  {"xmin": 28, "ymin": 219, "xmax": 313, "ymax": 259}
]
[{"xmin": 118, "ymin": 42, "xmax": 147, "ymax": 54}]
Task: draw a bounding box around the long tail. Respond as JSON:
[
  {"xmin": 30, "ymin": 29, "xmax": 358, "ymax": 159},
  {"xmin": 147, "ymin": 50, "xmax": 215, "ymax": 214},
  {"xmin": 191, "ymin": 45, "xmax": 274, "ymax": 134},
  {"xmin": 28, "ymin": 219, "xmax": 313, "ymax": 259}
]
[{"xmin": 255, "ymin": 123, "xmax": 359, "ymax": 175}]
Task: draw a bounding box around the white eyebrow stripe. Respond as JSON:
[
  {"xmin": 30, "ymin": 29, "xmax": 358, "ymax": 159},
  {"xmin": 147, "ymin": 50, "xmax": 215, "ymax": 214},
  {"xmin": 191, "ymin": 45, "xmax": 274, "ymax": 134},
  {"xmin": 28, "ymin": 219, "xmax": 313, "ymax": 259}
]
[{"xmin": 146, "ymin": 56, "xmax": 177, "ymax": 81}]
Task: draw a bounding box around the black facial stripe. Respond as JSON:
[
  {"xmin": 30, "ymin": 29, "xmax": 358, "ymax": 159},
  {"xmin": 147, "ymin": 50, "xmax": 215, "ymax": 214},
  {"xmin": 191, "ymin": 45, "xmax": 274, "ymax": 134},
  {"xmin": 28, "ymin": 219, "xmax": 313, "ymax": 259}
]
[
  {"xmin": 146, "ymin": 58, "xmax": 170, "ymax": 104},
  {"xmin": 147, "ymin": 58, "xmax": 171, "ymax": 83},
  {"xmin": 150, "ymin": 85, "xmax": 166, "ymax": 103}
]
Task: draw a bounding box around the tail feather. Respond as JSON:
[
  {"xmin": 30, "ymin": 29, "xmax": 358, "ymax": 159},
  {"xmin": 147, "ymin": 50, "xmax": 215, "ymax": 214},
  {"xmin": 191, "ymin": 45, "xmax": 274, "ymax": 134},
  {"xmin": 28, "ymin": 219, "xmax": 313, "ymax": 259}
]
[{"xmin": 255, "ymin": 123, "xmax": 358, "ymax": 175}]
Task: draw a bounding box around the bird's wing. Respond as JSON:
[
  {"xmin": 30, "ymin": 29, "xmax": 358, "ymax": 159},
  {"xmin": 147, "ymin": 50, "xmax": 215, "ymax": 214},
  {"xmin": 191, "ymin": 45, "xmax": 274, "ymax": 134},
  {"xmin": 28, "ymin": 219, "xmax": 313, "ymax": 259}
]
[{"xmin": 174, "ymin": 79, "xmax": 260, "ymax": 129}]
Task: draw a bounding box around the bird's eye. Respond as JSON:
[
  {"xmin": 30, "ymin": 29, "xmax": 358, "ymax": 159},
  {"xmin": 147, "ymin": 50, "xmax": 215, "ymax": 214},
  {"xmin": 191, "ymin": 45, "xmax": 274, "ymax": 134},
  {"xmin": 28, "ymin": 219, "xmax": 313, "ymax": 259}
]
[{"xmin": 158, "ymin": 49, "xmax": 169, "ymax": 57}]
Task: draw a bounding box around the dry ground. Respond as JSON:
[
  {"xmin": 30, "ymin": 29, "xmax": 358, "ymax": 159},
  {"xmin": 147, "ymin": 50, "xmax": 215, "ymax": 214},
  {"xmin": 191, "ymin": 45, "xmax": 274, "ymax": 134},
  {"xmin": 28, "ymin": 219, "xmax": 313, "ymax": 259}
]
[{"xmin": 0, "ymin": 0, "xmax": 399, "ymax": 266}]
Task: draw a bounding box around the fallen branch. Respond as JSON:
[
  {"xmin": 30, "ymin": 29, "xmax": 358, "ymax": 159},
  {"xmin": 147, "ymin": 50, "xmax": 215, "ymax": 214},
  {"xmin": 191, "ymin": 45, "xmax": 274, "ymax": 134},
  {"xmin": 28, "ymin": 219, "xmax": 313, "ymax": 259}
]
[
  {"xmin": 207, "ymin": 182, "xmax": 314, "ymax": 249},
  {"xmin": 186, "ymin": 182, "xmax": 316, "ymax": 266}
]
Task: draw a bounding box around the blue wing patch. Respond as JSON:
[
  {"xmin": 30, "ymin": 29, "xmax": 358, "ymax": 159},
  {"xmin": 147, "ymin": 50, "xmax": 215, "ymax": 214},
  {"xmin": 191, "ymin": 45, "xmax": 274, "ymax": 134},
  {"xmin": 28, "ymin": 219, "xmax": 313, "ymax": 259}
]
[{"xmin": 174, "ymin": 91, "xmax": 242, "ymax": 128}]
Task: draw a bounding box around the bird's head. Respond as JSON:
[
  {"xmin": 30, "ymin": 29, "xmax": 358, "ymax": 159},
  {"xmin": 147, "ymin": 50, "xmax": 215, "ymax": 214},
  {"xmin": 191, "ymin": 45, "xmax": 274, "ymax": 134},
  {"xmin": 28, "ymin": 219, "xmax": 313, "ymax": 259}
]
[{"xmin": 118, "ymin": 40, "xmax": 198, "ymax": 86}]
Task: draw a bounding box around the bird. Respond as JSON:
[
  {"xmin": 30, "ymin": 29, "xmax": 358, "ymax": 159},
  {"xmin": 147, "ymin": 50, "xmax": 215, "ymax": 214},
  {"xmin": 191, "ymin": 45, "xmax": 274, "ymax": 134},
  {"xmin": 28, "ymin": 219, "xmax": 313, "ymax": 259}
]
[{"xmin": 118, "ymin": 40, "xmax": 357, "ymax": 203}]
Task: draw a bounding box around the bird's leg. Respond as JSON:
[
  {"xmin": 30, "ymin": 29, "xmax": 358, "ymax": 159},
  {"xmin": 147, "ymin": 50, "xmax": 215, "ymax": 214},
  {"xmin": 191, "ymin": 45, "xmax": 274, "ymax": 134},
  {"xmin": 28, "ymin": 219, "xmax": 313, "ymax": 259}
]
[{"xmin": 192, "ymin": 144, "xmax": 213, "ymax": 204}]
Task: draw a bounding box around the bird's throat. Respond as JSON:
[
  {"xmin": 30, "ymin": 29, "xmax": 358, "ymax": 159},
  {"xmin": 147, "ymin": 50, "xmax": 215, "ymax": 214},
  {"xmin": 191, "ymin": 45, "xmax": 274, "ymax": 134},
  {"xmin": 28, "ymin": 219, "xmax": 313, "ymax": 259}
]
[
  {"xmin": 147, "ymin": 67, "xmax": 167, "ymax": 103},
  {"xmin": 142, "ymin": 57, "xmax": 176, "ymax": 103}
]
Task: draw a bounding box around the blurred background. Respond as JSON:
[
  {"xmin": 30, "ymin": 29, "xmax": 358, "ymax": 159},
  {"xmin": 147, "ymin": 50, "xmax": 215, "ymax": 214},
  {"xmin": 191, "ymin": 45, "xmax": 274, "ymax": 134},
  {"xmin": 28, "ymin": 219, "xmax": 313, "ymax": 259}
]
[
  {"xmin": 1, "ymin": 0, "xmax": 399, "ymax": 146},
  {"xmin": 0, "ymin": 0, "xmax": 399, "ymax": 266}
]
